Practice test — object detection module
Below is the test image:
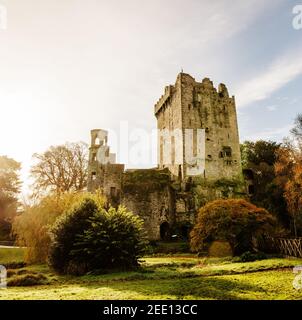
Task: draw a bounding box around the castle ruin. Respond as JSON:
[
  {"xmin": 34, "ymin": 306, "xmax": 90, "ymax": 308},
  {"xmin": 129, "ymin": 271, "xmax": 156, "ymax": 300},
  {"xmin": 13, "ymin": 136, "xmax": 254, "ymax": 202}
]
[{"xmin": 87, "ymin": 73, "xmax": 245, "ymax": 240}]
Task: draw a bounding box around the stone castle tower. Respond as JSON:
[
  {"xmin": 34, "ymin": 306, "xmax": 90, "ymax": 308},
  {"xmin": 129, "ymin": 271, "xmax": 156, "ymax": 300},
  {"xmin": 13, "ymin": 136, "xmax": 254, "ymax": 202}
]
[
  {"xmin": 155, "ymin": 73, "xmax": 242, "ymax": 183},
  {"xmin": 87, "ymin": 73, "xmax": 244, "ymax": 240},
  {"xmin": 87, "ymin": 129, "xmax": 124, "ymax": 207}
]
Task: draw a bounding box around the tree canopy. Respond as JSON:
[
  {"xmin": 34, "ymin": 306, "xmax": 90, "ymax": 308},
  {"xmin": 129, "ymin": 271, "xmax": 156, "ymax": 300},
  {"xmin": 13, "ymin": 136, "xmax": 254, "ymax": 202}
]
[
  {"xmin": 0, "ymin": 155, "xmax": 21, "ymax": 220},
  {"xmin": 240, "ymin": 140, "xmax": 287, "ymax": 227},
  {"xmin": 241, "ymin": 140, "xmax": 281, "ymax": 167},
  {"xmin": 190, "ymin": 199, "xmax": 275, "ymax": 255},
  {"xmin": 30, "ymin": 142, "xmax": 88, "ymax": 197},
  {"xmin": 275, "ymin": 114, "xmax": 302, "ymax": 236},
  {"xmin": 48, "ymin": 199, "xmax": 146, "ymax": 275}
]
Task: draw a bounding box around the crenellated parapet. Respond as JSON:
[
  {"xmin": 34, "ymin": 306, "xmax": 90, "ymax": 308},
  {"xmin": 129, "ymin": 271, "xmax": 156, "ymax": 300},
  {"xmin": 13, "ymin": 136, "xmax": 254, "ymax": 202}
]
[
  {"xmin": 154, "ymin": 85, "xmax": 174, "ymax": 116},
  {"xmin": 154, "ymin": 72, "xmax": 243, "ymax": 183}
]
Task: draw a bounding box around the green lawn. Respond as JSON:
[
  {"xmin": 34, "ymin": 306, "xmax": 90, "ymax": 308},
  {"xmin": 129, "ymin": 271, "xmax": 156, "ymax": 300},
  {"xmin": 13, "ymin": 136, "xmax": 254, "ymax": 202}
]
[
  {"xmin": 0, "ymin": 247, "xmax": 25, "ymax": 264},
  {"xmin": 1, "ymin": 249, "xmax": 302, "ymax": 300}
]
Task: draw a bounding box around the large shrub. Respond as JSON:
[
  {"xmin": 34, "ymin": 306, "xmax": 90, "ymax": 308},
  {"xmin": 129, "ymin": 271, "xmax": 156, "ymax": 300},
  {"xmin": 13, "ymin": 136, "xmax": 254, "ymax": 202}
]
[
  {"xmin": 190, "ymin": 199, "xmax": 275, "ymax": 255},
  {"xmin": 48, "ymin": 198, "xmax": 98, "ymax": 274},
  {"xmin": 13, "ymin": 191, "xmax": 105, "ymax": 263},
  {"xmin": 48, "ymin": 201, "xmax": 146, "ymax": 275}
]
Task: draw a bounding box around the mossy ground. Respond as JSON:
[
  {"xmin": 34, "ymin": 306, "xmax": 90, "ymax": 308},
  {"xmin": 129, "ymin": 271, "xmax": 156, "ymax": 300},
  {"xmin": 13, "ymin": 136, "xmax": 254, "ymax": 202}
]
[{"xmin": 1, "ymin": 248, "xmax": 302, "ymax": 300}]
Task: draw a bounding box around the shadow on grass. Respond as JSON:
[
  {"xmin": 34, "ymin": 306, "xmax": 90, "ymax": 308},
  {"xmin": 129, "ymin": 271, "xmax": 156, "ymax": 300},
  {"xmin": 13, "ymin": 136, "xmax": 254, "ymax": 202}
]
[{"xmin": 77, "ymin": 275, "xmax": 263, "ymax": 300}]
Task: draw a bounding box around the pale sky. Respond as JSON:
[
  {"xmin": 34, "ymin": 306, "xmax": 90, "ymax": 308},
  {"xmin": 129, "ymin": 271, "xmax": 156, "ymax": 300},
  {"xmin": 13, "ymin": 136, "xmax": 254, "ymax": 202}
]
[{"xmin": 0, "ymin": 0, "xmax": 301, "ymax": 195}]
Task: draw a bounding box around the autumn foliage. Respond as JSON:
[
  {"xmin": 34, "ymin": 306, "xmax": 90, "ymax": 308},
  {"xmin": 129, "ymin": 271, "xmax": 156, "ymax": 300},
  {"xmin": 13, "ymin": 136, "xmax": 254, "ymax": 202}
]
[
  {"xmin": 275, "ymin": 142, "xmax": 302, "ymax": 235},
  {"xmin": 13, "ymin": 191, "xmax": 105, "ymax": 263},
  {"xmin": 190, "ymin": 199, "xmax": 275, "ymax": 255}
]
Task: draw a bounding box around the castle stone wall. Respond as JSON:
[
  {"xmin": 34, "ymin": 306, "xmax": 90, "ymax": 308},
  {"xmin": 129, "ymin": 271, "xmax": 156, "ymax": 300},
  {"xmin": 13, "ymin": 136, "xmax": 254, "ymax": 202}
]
[
  {"xmin": 87, "ymin": 73, "xmax": 246, "ymax": 240},
  {"xmin": 121, "ymin": 169, "xmax": 174, "ymax": 240},
  {"xmin": 155, "ymin": 73, "xmax": 243, "ymax": 183}
]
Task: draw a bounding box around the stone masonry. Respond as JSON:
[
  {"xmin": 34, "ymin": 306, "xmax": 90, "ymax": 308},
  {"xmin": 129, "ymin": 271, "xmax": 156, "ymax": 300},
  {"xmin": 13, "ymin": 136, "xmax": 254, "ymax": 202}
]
[
  {"xmin": 155, "ymin": 73, "xmax": 242, "ymax": 182},
  {"xmin": 87, "ymin": 73, "xmax": 245, "ymax": 240}
]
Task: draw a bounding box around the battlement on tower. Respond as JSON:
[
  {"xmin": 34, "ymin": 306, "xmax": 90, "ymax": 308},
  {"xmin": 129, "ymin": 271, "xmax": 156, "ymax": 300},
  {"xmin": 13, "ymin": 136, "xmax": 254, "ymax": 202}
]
[
  {"xmin": 155, "ymin": 72, "xmax": 242, "ymax": 182},
  {"xmin": 154, "ymin": 85, "xmax": 174, "ymax": 116}
]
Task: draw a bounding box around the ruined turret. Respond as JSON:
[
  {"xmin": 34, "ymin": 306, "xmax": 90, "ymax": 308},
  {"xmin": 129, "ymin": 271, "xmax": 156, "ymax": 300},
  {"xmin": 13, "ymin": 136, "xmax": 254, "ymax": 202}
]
[{"xmin": 87, "ymin": 129, "xmax": 124, "ymax": 207}]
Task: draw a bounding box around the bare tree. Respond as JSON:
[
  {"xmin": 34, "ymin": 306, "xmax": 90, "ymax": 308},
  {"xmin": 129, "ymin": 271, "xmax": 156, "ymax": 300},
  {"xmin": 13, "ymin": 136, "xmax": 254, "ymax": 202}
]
[
  {"xmin": 30, "ymin": 142, "xmax": 88, "ymax": 197},
  {"xmin": 290, "ymin": 113, "xmax": 302, "ymax": 141}
]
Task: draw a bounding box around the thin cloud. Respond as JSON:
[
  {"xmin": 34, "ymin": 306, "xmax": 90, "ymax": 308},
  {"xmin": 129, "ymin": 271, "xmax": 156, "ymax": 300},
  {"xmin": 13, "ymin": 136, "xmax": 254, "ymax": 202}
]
[
  {"xmin": 266, "ymin": 105, "xmax": 277, "ymax": 112},
  {"xmin": 242, "ymin": 124, "xmax": 293, "ymax": 142},
  {"xmin": 236, "ymin": 47, "xmax": 302, "ymax": 108}
]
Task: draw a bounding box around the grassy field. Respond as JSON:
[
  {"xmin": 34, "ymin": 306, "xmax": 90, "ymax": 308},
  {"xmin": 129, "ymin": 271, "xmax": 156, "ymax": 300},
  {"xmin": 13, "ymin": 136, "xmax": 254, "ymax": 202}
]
[
  {"xmin": 1, "ymin": 248, "xmax": 302, "ymax": 300},
  {"xmin": 0, "ymin": 247, "xmax": 26, "ymax": 264}
]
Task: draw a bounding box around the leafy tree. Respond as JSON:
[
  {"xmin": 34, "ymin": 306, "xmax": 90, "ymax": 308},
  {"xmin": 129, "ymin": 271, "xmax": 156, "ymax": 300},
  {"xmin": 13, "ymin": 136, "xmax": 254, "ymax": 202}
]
[
  {"xmin": 48, "ymin": 199, "xmax": 146, "ymax": 275},
  {"xmin": 13, "ymin": 191, "xmax": 105, "ymax": 263},
  {"xmin": 30, "ymin": 142, "xmax": 88, "ymax": 197},
  {"xmin": 275, "ymin": 114, "xmax": 302, "ymax": 236},
  {"xmin": 0, "ymin": 156, "xmax": 21, "ymax": 240},
  {"xmin": 48, "ymin": 198, "xmax": 99, "ymax": 274},
  {"xmin": 71, "ymin": 206, "xmax": 146, "ymax": 273},
  {"xmin": 241, "ymin": 140, "xmax": 281, "ymax": 167},
  {"xmin": 284, "ymin": 163, "xmax": 302, "ymax": 237},
  {"xmin": 240, "ymin": 140, "xmax": 288, "ymax": 226},
  {"xmin": 190, "ymin": 199, "xmax": 275, "ymax": 255}
]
